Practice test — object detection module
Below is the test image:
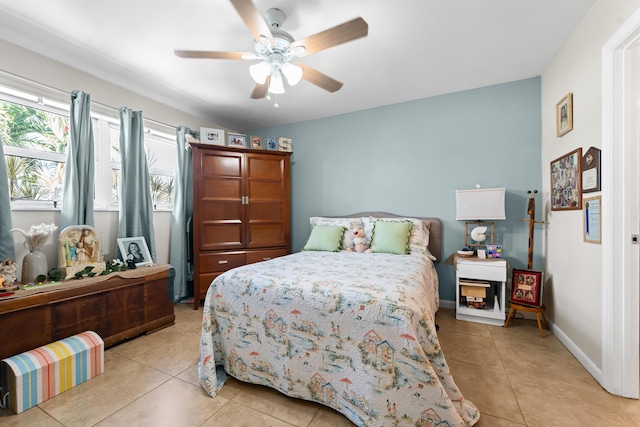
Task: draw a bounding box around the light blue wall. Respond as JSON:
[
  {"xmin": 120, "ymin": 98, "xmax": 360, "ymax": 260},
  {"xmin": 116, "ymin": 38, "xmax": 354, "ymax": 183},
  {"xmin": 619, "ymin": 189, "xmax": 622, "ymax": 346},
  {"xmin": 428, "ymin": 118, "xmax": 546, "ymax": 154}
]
[{"xmin": 250, "ymin": 77, "xmax": 542, "ymax": 302}]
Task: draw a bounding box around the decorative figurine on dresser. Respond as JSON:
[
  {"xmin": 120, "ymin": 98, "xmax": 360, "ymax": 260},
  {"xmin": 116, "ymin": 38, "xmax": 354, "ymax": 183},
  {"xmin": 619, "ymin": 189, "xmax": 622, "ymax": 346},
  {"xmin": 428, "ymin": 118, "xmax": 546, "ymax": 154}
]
[{"xmin": 58, "ymin": 225, "xmax": 106, "ymax": 279}]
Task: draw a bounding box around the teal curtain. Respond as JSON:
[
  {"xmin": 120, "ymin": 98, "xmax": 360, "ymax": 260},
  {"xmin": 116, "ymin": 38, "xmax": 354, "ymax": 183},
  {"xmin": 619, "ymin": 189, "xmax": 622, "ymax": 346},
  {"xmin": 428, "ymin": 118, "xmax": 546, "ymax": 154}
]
[
  {"xmin": 169, "ymin": 126, "xmax": 193, "ymax": 302},
  {"xmin": 0, "ymin": 136, "xmax": 15, "ymax": 260},
  {"xmin": 117, "ymin": 107, "xmax": 156, "ymax": 261},
  {"xmin": 60, "ymin": 90, "xmax": 95, "ymax": 230}
]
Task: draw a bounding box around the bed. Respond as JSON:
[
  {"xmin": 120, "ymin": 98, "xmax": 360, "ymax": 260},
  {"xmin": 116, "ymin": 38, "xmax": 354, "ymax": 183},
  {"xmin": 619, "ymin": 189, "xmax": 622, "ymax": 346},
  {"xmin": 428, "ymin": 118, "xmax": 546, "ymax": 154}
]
[{"xmin": 199, "ymin": 213, "xmax": 479, "ymax": 427}]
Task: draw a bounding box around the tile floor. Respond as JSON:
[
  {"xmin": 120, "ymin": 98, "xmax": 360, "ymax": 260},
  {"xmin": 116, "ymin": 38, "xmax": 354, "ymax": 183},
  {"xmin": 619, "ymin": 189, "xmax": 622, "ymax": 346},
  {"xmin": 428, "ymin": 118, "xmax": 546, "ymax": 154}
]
[{"xmin": 1, "ymin": 304, "xmax": 639, "ymax": 426}]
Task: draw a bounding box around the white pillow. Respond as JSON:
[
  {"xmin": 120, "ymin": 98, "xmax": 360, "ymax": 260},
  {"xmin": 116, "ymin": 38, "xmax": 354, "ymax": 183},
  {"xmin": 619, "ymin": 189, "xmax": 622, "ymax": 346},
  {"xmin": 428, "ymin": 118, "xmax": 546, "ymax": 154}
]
[{"xmin": 309, "ymin": 217, "xmax": 364, "ymax": 250}]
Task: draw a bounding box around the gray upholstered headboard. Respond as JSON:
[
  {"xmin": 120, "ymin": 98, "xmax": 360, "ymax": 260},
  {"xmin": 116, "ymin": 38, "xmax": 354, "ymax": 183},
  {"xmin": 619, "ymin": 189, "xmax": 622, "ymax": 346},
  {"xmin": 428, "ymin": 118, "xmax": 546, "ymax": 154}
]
[{"xmin": 326, "ymin": 212, "xmax": 443, "ymax": 262}]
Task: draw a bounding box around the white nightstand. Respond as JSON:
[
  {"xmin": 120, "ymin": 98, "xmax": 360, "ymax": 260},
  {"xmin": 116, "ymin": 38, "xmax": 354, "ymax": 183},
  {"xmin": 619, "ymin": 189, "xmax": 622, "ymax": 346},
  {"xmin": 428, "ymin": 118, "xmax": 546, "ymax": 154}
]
[{"xmin": 455, "ymin": 257, "xmax": 507, "ymax": 326}]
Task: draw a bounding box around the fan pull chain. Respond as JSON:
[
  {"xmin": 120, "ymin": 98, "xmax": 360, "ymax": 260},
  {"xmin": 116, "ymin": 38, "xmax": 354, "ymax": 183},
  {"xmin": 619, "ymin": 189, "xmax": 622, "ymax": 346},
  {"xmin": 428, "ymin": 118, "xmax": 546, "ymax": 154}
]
[{"xmin": 274, "ymin": 94, "xmax": 279, "ymax": 108}]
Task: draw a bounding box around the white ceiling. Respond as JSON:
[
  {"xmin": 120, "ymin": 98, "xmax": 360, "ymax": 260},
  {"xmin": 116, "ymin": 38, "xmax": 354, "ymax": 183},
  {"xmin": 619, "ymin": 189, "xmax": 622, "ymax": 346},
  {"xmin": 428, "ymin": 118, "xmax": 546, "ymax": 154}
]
[{"xmin": 0, "ymin": 0, "xmax": 595, "ymax": 132}]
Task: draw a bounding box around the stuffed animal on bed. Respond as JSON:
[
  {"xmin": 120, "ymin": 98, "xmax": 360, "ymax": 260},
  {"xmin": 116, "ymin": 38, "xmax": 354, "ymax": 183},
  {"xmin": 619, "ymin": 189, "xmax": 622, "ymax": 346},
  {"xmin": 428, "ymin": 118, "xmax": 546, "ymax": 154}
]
[{"xmin": 346, "ymin": 227, "xmax": 371, "ymax": 253}]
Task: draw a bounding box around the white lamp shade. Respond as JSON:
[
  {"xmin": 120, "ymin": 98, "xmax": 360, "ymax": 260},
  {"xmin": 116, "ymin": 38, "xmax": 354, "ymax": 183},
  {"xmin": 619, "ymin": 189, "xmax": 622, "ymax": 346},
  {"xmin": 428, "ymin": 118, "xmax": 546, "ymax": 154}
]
[
  {"xmin": 282, "ymin": 63, "xmax": 303, "ymax": 86},
  {"xmin": 456, "ymin": 187, "xmax": 506, "ymax": 220},
  {"xmin": 249, "ymin": 61, "xmax": 271, "ymax": 84},
  {"xmin": 268, "ymin": 72, "xmax": 285, "ymax": 94}
]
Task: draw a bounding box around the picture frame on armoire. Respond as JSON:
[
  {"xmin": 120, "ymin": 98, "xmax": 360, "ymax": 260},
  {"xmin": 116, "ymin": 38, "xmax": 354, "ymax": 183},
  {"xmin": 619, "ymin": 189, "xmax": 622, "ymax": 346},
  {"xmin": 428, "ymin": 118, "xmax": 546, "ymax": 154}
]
[{"xmin": 227, "ymin": 133, "xmax": 247, "ymax": 148}]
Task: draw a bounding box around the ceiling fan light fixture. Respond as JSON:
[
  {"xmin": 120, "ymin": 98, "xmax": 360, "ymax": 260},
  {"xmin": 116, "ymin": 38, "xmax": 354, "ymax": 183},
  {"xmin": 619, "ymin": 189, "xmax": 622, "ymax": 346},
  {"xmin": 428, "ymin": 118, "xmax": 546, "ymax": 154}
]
[
  {"xmin": 268, "ymin": 72, "xmax": 285, "ymax": 94},
  {"xmin": 281, "ymin": 62, "xmax": 303, "ymax": 86},
  {"xmin": 249, "ymin": 61, "xmax": 271, "ymax": 84},
  {"xmin": 289, "ymin": 45, "xmax": 306, "ymax": 57}
]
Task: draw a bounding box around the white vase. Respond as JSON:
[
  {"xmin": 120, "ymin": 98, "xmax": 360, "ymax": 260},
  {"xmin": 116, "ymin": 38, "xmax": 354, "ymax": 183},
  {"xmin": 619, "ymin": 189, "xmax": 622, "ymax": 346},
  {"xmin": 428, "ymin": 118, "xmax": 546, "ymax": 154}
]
[{"xmin": 22, "ymin": 250, "xmax": 48, "ymax": 284}]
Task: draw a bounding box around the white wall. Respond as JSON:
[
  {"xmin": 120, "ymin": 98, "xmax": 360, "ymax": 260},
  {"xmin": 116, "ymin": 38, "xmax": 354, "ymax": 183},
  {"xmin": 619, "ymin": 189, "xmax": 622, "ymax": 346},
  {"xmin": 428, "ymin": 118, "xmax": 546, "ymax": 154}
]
[
  {"xmin": 1, "ymin": 39, "xmax": 223, "ymax": 280},
  {"xmin": 541, "ymin": 0, "xmax": 640, "ymax": 368}
]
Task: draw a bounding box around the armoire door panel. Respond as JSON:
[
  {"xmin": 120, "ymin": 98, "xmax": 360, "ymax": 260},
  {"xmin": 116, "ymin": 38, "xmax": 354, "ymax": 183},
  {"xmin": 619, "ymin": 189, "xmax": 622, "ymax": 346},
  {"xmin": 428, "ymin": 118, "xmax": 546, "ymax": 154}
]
[
  {"xmin": 247, "ymin": 203, "xmax": 283, "ymax": 220},
  {"xmin": 247, "ymin": 181, "xmax": 284, "ymax": 200},
  {"xmin": 200, "ymin": 223, "xmax": 243, "ymax": 250},
  {"xmin": 202, "ymin": 178, "xmax": 242, "ymax": 200},
  {"xmin": 201, "ymin": 201, "xmax": 243, "ymax": 221},
  {"xmin": 201, "ymin": 152, "xmax": 243, "ymax": 177},
  {"xmin": 247, "ymin": 224, "xmax": 286, "ymax": 248},
  {"xmin": 246, "ymin": 155, "xmax": 285, "ymax": 179}
]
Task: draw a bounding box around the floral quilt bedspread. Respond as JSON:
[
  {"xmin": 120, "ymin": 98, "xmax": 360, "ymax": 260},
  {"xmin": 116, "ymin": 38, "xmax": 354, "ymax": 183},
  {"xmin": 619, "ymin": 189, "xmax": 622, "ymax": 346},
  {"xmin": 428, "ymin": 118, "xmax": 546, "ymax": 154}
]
[{"xmin": 199, "ymin": 251, "xmax": 479, "ymax": 427}]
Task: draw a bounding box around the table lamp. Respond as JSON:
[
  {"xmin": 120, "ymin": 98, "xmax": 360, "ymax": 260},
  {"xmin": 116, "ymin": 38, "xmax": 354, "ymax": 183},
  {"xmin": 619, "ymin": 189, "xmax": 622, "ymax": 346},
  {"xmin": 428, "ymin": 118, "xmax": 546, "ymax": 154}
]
[{"xmin": 455, "ymin": 186, "xmax": 506, "ymax": 250}]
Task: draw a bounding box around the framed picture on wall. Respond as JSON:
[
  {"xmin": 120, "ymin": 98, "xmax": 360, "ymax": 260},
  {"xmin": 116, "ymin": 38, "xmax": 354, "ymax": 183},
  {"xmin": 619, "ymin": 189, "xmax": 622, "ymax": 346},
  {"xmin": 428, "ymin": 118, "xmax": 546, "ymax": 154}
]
[
  {"xmin": 550, "ymin": 147, "xmax": 582, "ymax": 210},
  {"xmin": 556, "ymin": 92, "xmax": 573, "ymax": 137},
  {"xmin": 583, "ymin": 195, "xmax": 602, "ymax": 244}
]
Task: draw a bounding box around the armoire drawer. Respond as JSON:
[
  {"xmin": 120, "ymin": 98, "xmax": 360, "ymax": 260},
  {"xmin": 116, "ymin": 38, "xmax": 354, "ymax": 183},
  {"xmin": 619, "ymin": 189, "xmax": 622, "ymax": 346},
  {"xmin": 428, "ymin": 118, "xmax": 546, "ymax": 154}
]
[
  {"xmin": 246, "ymin": 248, "xmax": 287, "ymax": 264},
  {"xmin": 198, "ymin": 252, "xmax": 245, "ymax": 273}
]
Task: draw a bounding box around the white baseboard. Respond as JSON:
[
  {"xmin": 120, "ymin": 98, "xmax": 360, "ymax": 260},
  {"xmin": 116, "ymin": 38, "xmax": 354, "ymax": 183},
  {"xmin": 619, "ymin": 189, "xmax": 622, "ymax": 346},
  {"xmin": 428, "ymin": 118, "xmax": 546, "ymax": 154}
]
[{"xmin": 548, "ymin": 318, "xmax": 603, "ymax": 385}]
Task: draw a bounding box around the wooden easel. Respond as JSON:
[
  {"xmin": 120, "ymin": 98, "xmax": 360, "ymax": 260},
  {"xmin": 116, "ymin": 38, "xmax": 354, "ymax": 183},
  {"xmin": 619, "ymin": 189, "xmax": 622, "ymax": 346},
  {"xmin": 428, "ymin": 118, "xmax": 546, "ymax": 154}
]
[
  {"xmin": 504, "ymin": 190, "xmax": 547, "ymax": 336},
  {"xmin": 522, "ymin": 190, "xmax": 544, "ymax": 270}
]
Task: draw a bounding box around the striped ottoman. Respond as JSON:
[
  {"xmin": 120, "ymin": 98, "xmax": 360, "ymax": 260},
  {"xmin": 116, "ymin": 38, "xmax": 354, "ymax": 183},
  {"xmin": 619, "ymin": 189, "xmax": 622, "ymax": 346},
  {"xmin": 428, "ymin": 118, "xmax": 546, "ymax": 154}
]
[{"xmin": 0, "ymin": 331, "xmax": 104, "ymax": 414}]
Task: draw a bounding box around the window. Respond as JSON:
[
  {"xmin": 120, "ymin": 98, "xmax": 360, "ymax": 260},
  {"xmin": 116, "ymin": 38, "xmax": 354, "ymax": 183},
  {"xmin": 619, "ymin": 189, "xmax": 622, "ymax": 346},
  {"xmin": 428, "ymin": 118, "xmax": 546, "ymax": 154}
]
[{"xmin": 0, "ymin": 84, "xmax": 176, "ymax": 210}]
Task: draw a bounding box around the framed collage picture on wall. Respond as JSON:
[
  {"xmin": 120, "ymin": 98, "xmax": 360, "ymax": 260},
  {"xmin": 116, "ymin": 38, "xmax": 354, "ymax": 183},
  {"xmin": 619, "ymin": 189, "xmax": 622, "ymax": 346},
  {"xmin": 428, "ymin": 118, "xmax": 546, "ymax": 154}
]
[{"xmin": 550, "ymin": 148, "xmax": 582, "ymax": 211}]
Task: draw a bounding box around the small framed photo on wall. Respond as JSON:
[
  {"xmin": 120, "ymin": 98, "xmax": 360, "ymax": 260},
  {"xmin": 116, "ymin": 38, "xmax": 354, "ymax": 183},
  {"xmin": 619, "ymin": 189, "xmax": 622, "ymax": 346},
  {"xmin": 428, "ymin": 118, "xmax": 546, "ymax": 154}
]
[
  {"xmin": 200, "ymin": 128, "xmax": 225, "ymax": 146},
  {"xmin": 556, "ymin": 93, "xmax": 573, "ymax": 137},
  {"xmin": 227, "ymin": 133, "xmax": 247, "ymax": 148}
]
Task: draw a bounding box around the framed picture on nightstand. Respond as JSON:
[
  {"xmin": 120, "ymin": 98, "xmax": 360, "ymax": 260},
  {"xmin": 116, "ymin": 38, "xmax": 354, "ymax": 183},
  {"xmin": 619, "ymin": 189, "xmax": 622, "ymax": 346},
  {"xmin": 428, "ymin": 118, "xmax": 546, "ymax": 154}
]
[{"xmin": 510, "ymin": 269, "xmax": 543, "ymax": 307}]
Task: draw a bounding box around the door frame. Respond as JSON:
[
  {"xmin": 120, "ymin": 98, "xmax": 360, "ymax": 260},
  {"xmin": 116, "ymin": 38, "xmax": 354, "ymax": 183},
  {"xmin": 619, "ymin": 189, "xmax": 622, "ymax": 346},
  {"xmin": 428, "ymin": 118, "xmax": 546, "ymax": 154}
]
[{"xmin": 601, "ymin": 7, "xmax": 640, "ymax": 399}]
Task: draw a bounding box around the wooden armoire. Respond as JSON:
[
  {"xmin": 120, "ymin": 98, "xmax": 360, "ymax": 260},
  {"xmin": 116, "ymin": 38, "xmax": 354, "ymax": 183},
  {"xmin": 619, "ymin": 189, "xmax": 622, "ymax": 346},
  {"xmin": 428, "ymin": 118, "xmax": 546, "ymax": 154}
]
[{"xmin": 191, "ymin": 143, "xmax": 291, "ymax": 309}]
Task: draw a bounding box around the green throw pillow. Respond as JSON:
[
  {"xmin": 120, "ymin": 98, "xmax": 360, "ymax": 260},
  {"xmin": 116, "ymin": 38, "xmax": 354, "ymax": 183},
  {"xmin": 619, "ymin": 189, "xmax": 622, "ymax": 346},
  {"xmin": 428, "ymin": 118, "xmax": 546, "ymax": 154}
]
[
  {"xmin": 303, "ymin": 225, "xmax": 345, "ymax": 252},
  {"xmin": 370, "ymin": 220, "xmax": 412, "ymax": 254}
]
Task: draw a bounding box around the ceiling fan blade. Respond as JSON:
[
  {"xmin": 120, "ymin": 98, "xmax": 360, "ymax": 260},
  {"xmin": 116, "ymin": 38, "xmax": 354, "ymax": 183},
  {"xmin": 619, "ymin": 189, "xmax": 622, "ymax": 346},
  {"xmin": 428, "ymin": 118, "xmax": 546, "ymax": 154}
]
[
  {"xmin": 230, "ymin": 0, "xmax": 274, "ymax": 46},
  {"xmin": 174, "ymin": 50, "xmax": 252, "ymax": 60},
  {"xmin": 296, "ymin": 63, "xmax": 343, "ymax": 93},
  {"xmin": 291, "ymin": 17, "xmax": 368, "ymax": 57},
  {"xmin": 251, "ymin": 82, "xmax": 268, "ymax": 99}
]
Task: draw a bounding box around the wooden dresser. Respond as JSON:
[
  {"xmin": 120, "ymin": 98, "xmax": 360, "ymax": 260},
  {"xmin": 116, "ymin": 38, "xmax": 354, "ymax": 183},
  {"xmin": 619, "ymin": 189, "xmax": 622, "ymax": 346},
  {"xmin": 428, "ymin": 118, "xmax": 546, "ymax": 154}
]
[
  {"xmin": 191, "ymin": 143, "xmax": 291, "ymax": 309},
  {"xmin": 0, "ymin": 264, "xmax": 175, "ymax": 361}
]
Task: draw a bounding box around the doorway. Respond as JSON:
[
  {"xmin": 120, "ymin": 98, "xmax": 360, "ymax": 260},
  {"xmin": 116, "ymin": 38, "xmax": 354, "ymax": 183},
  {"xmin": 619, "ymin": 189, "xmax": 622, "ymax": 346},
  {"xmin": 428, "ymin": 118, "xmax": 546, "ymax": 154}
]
[{"xmin": 601, "ymin": 8, "xmax": 640, "ymax": 399}]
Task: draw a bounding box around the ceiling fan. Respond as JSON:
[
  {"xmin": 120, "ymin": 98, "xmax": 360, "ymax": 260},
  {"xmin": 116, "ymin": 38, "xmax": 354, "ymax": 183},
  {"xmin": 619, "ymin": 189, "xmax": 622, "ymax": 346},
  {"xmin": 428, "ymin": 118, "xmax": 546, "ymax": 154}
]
[{"xmin": 175, "ymin": 0, "xmax": 368, "ymax": 100}]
